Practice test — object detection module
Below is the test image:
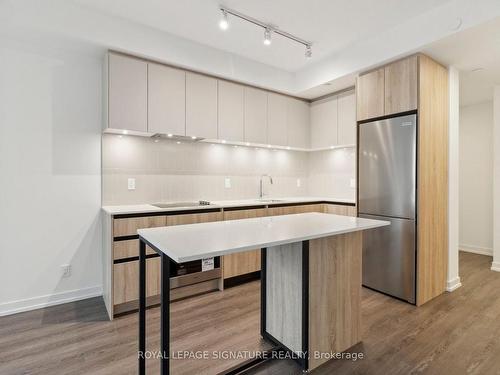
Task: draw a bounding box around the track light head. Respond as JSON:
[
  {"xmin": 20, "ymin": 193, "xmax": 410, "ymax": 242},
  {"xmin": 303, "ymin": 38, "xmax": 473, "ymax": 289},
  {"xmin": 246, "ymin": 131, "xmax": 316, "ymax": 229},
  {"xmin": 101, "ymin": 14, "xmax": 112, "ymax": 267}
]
[
  {"xmin": 263, "ymin": 28, "xmax": 272, "ymax": 46},
  {"xmin": 219, "ymin": 9, "xmax": 229, "ymax": 30},
  {"xmin": 305, "ymin": 45, "xmax": 312, "ymax": 58}
]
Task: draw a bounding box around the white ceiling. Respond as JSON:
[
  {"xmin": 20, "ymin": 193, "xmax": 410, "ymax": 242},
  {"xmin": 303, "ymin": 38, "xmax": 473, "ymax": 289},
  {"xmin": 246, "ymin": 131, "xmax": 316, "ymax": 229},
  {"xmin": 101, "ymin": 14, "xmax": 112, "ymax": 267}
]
[
  {"xmin": 422, "ymin": 16, "xmax": 500, "ymax": 106},
  {"xmin": 73, "ymin": 0, "xmax": 452, "ymax": 73}
]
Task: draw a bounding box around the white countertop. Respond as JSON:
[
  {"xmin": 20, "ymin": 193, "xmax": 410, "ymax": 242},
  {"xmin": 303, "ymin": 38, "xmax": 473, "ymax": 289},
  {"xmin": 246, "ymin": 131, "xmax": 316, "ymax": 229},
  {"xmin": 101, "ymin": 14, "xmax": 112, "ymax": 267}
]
[
  {"xmin": 138, "ymin": 212, "xmax": 388, "ymax": 263},
  {"xmin": 102, "ymin": 197, "xmax": 356, "ymax": 215}
]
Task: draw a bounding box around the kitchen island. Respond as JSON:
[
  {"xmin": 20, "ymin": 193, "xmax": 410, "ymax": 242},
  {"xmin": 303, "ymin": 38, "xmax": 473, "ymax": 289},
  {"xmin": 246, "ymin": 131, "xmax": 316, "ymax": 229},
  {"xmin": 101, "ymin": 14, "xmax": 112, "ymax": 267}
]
[{"xmin": 137, "ymin": 212, "xmax": 389, "ymax": 374}]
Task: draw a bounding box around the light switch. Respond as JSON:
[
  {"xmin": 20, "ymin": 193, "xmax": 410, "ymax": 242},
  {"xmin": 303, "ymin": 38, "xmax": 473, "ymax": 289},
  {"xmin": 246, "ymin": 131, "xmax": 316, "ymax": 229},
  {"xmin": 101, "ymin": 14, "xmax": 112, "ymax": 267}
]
[
  {"xmin": 296, "ymin": 178, "xmax": 301, "ymax": 188},
  {"xmin": 350, "ymin": 178, "xmax": 356, "ymax": 188},
  {"xmin": 224, "ymin": 177, "xmax": 231, "ymax": 189},
  {"xmin": 128, "ymin": 178, "xmax": 136, "ymax": 190}
]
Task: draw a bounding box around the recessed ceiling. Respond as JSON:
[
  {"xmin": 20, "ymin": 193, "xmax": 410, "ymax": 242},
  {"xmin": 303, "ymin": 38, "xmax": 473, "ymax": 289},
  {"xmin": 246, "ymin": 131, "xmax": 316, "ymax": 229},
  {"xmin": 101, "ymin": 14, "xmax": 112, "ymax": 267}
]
[
  {"xmin": 73, "ymin": 0, "xmax": 452, "ymax": 73},
  {"xmin": 422, "ymin": 16, "xmax": 500, "ymax": 106}
]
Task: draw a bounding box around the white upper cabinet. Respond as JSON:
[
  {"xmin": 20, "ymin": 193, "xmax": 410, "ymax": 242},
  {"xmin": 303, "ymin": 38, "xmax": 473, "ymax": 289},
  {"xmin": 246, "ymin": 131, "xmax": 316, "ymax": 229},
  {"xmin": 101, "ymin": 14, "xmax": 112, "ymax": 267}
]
[
  {"xmin": 267, "ymin": 93, "xmax": 288, "ymax": 146},
  {"xmin": 287, "ymin": 98, "xmax": 310, "ymax": 149},
  {"xmin": 185, "ymin": 72, "xmax": 218, "ymax": 139},
  {"xmin": 337, "ymin": 90, "xmax": 356, "ymax": 145},
  {"xmin": 244, "ymin": 87, "xmax": 268, "ymax": 144},
  {"xmin": 218, "ymin": 80, "xmax": 244, "ymax": 142},
  {"xmin": 310, "ymin": 96, "xmax": 338, "ymax": 149},
  {"xmin": 108, "ymin": 53, "xmax": 147, "ymax": 132},
  {"xmin": 147, "ymin": 63, "xmax": 185, "ymax": 136}
]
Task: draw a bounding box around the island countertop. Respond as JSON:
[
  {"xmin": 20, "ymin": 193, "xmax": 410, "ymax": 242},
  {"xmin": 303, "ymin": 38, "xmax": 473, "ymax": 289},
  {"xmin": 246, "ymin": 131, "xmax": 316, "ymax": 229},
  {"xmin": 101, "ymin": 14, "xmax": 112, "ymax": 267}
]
[{"xmin": 138, "ymin": 212, "xmax": 389, "ymax": 263}]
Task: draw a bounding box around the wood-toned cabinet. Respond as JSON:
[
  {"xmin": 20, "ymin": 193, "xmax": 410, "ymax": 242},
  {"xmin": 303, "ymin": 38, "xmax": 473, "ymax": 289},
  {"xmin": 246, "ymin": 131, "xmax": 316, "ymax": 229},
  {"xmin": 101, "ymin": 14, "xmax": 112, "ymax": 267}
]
[
  {"xmin": 186, "ymin": 72, "xmax": 218, "ymax": 139},
  {"xmin": 384, "ymin": 55, "xmax": 418, "ymax": 116},
  {"xmin": 267, "ymin": 93, "xmax": 288, "ymax": 146},
  {"xmin": 166, "ymin": 211, "xmax": 222, "ymax": 226},
  {"xmin": 287, "ymin": 98, "xmax": 310, "ymax": 149},
  {"xmin": 107, "ymin": 53, "xmax": 148, "ymax": 132},
  {"xmin": 356, "ymin": 68, "xmax": 385, "ymax": 121},
  {"xmin": 222, "ymin": 208, "xmax": 267, "ymax": 279},
  {"xmin": 267, "ymin": 204, "xmax": 324, "ymax": 216},
  {"xmin": 113, "ymin": 215, "xmax": 166, "ymax": 237},
  {"xmin": 147, "ymin": 63, "xmax": 186, "ymax": 136},
  {"xmin": 310, "ymin": 96, "xmax": 338, "ymax": 149},
  {"xmin": 244, "ymin": 87, "xmax": 268, "ymax": 144},
  {"xmin": 323, "ymin": 204, "xmax": 357, "ymax": 217},
  {"xmin": 218, "ymin": 80, "xmax": 244, "ymax": 142}
]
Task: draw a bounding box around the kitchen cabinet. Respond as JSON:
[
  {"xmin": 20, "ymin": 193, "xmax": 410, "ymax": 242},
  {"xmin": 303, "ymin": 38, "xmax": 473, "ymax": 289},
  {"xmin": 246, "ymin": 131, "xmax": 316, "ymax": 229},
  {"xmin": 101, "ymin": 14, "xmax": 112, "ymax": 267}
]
[
  {"xmin": 166, "ymin": 211, "xmax": 222, "ymax": 226},
  {"xmin": 113, "ymin": 215, "xmax": 166, "ymax": 237},
  {"xmin": 186, "ymin": 72, "xmax": 218, "ymax": 139},
  {"xmin": 218, "ymin": 80, "xmax": 244, "ymax": 142},
  {"xmin": 337, "ymin": 90, "xmax": 357, "ymax": 145},
  {"xmin": 267, "ymin": 93, "xmax": 288, "ymax": 146},
  {"xmin": 147, "ymin": 63, "xmax": 185, "ymax": 136},
  {"xmin": 287, "ymin": 98, "xmax": 310, "ymax": 149},
  {"xmin": 356, "ymin": 68, "xmax": 385, "ymax": 121},
  {"xmin": 267, "ymin": 204, "xmax": 323, "ymax": 216},
  {"xmin": 323, "ymin": 204, "xmax": 357, "ymax": 217},
  {"xmin": 244, "ymin": 87, "xmax": 268, "ymax": 144},
  {"xmin": 384, "ymin": 55, "xmax": 418, "ymax": 116},
  {"xmin": 113, "ymin": 239, "xmax": 155, "ymax": 260},
  {"xmin": 107, "ymin": 53, "xmax": 148, "ymax": 132},
  {"xmin": 222, "ymin": 208, "xmax": 267, "ymax": 279},
  {"xmin": 310, "ymin": 96, "xmax": 338, "ymax": 149}
]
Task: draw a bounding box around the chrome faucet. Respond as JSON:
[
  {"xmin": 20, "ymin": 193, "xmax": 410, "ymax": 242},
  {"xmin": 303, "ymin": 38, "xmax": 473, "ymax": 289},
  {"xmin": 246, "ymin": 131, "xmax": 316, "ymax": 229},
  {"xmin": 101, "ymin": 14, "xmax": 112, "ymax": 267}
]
[{"xmin": 259, "ymin": 174, "xmax": 273, "ymax": 198}]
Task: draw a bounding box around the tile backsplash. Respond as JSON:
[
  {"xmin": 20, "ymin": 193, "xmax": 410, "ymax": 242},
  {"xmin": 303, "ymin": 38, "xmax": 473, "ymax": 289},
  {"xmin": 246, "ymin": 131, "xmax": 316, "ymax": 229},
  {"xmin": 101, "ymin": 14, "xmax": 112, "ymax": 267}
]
[{"xmin": 102, "ymin": 134, "xmax": 355, "ymax": 205}]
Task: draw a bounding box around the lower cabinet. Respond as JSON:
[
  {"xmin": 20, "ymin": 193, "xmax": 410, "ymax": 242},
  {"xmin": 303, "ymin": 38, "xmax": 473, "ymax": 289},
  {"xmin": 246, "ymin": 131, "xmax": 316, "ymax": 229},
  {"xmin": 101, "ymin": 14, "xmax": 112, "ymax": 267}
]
[
  {"xmin": 323, "ymin": 204, "xmax": 357, "ymax": 216},
  {"xmin": 222, "ymin": 208, "xmax": 267, "ymax": 280},
  {"xmin": 267, "ymin": 203, "xmax": 324, "ymax": 216}
]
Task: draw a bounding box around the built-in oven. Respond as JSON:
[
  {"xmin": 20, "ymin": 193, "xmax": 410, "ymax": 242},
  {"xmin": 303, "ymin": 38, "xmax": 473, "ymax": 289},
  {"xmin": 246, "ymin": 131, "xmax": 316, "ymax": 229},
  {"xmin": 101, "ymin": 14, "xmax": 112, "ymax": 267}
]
[{"xmin": 169, "ymin": 256, "xmax": 221, "ymax": 289}]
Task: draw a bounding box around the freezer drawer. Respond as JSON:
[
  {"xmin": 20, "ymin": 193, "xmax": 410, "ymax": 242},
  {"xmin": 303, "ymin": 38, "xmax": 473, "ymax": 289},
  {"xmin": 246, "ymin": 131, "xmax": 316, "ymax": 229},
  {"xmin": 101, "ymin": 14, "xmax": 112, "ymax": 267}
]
[
  {"xmin": 360, "ymin": 214, "xmax": 415, "ymax": 304},
  {"xmin": 358, "ymin": 114, "xmax": 416, "ymax": 219}
]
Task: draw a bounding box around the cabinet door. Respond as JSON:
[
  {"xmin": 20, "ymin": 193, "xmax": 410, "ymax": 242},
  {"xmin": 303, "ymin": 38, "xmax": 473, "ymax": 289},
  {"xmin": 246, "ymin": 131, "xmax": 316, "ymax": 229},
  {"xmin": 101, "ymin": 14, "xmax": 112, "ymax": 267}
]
[
  {"xmin": 218, "ymin": 80, "xmax": 244, "ymax": 142},
  {"xmin": 108, "ymin": 53, "xmax": 147, "ymax": 132},
  {"xmin": 310, "ymin": 96, "xmax": 338, "ymax": 149},
  {"xmin": 287, "ymin": 98, "xmax": 310, "ymax": 149},
  {"xmin": 337, "ymin": 90, "xmax": 356, "ymax": 146},
  {"xmin": 113, "ymin": 256, "xmax": 160, "ymax": 305},
  {"xmin": 244, "ymin": 87, "xmax": 268, "ymax": 144},
  {"xmin": 323, "ymin": 204, "xmax": 357, "ymax": 217},
  {"xmin": 356, "ymin": 68, "xmax": 384, "ymax": 121},
  {"xmin": 384, "ymin": 56, "xmax": 418, "ymax": 116},
  {"xmin": 267, "ymin": 93, "xmax": 288, "ymax": 146},
  {"xmin": 222, "ymin": 208, "xmax": 267, "ymax": 279},
  {"xmin": 113, "ymin": 216, "xmax": 167, "ymax": 237},
  {"xmin": 147, "ymin": 63, "xmax": 185, "ymax": 136},
  {"xmin": 186, "ymin": 72, "xmax": 218, "ymax": 139},
  {"xmin": 267, "ymin": 204, "xmax": 323, "ymax": 216},
  {"xmin": 166, "ymin": 211, "xmax": 222, "ymax": 226}
]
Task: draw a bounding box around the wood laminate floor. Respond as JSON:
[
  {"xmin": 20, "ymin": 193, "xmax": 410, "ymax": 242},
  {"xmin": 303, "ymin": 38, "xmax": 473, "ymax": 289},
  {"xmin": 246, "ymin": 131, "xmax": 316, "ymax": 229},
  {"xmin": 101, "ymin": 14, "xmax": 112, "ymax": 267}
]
[{"xmin": 1, "ymin": 252, "xmax": 499, "ymax": 375}]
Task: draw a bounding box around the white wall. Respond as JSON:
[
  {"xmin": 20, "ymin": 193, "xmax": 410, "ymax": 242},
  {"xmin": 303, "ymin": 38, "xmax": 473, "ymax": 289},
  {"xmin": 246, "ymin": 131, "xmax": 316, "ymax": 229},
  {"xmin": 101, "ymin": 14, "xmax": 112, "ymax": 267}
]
[
  {"xmin": 0, "ymin": 40, "xmax": 103, "ymax": 315},
  {"xmin": 459, "ymin": 101, "xmax": 493, "ymax": 255}
]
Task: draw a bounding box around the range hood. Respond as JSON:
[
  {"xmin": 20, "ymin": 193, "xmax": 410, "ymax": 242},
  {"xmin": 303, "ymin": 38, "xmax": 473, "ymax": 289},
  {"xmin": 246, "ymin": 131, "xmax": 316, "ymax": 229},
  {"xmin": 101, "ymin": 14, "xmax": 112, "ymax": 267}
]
[{"xmin": 151, "ymin": 134, "xmax": 205, "ymax": 142}]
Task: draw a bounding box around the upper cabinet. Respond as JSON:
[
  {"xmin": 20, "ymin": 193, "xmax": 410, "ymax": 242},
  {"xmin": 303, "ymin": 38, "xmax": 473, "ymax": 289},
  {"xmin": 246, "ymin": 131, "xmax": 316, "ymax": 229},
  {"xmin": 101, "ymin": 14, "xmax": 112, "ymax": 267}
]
[
  {"xmin": 244, "ymin": 87, "xmax": 268, "ymax": 144},
  {"xmin": 108, "ymin": 53, "xmax": 148, "ymax": 132},
  {"xmin": 356, "ymin": 68, "xmax": 385, "ymax": 121},
  {"xmin": 186, "ymin": 72, "xmax": 218, "ymax": 139},
  {"xmin": 267, "ymin": 93, "xmax": 288, "ymax": 146},
  {"xmin": 356, "ymin": 55, "xmax": 418, "ymax": 121},
  {"xmin": 147, "ymin": 63, "xmax": 185, "ymax": 136},
  {"xmin": 384, "ymin": 55, "xmax": 418, "ymax": 116},
  {"xmin": 337, "ymin": 90, "xmax": 356, "ymax": 145},
  {"xmin": 310, "ymin": 96, "xmax": 338, "ymax": 149},
  {"xmin": 287, "ymin": 98, "xmax": 310, "ymax": 149},
  {"xmin": 218, "ymin": 80, "xmax": 244, "ymax": 142}
]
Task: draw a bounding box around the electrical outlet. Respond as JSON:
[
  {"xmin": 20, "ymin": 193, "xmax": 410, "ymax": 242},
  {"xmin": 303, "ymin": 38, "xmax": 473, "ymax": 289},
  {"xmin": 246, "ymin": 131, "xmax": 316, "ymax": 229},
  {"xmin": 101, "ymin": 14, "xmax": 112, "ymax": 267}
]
[
  {"xmin": 61, "ymin": 264, "xmax": 71, "ymax": 278},
  {"xmin": 296, "ymin": 178, "xmax": 301, "ymax": 188},
  {"xmin": 350, "ymin": 178, "xmax": 356, "ymax": 188},
  {"xmin": 224, "ymin": 177, "xmax": 231, "ymax": 189},
  {"xmin": 128, "ymin": 178, "xmax": 136, "ymax": 190}
]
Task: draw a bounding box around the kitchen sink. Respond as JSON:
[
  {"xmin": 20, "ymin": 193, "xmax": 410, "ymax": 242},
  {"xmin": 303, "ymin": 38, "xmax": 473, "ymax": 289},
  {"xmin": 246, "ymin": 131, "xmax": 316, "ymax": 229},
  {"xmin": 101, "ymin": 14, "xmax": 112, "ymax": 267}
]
[{"xmin": 152, "ymin": 201, "xmax": 212, "ymax": 209}]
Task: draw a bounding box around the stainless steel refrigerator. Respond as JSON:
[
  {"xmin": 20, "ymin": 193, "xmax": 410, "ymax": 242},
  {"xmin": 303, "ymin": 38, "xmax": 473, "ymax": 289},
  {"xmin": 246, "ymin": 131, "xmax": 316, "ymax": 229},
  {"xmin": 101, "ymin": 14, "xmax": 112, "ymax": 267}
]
[{"xmin": 358, "ymin": 113, "xmax": 417, "ymax": 304}]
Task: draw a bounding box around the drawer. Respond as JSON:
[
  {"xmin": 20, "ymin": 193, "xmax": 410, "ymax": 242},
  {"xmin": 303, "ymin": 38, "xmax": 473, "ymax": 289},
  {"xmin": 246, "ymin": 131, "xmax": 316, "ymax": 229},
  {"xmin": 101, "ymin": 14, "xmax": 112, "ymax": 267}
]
[
  {"xmin": 113, "ymin": 257, "xmax": 160, "ymax": 305},
  {"xmin": 113, "ymin": 239, "xmax": 156, "ymax": 260},
  {"xmin": 166, "ymin": 211, "xmax": 222, "ymax": 226},
  {"xmin": 267, "ymin": 204, "xmax": 324, "ymax": 216},
  {"xmin": 113, "ymin": 215, "xmax": 166, "ymax": 237},
  {"xmin": 323, "ymin": 204, "xmax": 357, "ymax": 217}
]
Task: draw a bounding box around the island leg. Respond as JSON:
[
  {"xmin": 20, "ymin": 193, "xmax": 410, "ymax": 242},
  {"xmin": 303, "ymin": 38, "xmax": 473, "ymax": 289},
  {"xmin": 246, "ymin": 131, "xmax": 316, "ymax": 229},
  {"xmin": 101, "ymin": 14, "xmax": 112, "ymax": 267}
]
[
  {"xmin": 160, "ymin": 254, "xmax": 170, "ymax": 375},
  {"xmin": 139, "ymin": 240, "xmax": 146, "ymax": 375}
]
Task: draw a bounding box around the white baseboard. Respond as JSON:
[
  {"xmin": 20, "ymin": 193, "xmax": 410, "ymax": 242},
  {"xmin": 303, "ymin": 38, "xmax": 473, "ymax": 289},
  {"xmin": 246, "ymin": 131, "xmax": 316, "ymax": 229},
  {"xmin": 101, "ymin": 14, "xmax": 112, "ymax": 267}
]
[
  {"xmin": 491, "ymin": 262, "xmax": 500, "ymax": 272},
  {"xmin": 0, "ymin": 286, "xmax": 103, "ymax": 317},
  {"xmin": 446, "ymin": 277, "xmax": 462, "ymax": 292},
  {"xmin": 459, "ymin": 244, "xmax": 493, "ymax": 256}
]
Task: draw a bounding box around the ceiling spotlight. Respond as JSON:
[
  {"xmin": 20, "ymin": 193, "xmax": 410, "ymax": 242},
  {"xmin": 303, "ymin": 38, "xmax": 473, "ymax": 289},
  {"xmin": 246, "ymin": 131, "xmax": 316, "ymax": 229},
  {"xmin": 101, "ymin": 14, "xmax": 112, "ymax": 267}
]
[
  {"xmin": 167, "ymin": 134, "xmax": 173, "ymax": 138},
  {"xmin": 191, "ymin": 136, "xmax": 197, "ymax": 140},
  {"xmin": 221, "ymin": 139, "xmax": 226, "ymax": 144},
  {"xmin": 122, "ymin": 130, "xmax": 128, "ymax": 135},
  {"xmin": 305, "ymin": 45, "xmax": 312, "ymax": 58},
  {"xmin": 219, "ymin": 9, "xmax": 229, "ymax": 30},
  {"xmin": 263, "ymin": 28, "xmax": 272, "ymax": 46}
]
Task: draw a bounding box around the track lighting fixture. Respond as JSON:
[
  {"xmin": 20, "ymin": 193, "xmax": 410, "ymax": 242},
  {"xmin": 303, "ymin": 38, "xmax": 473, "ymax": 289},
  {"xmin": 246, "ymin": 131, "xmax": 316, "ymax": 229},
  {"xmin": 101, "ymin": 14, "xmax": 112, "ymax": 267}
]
[{"xmin": 219, "ymin": 6, "xmax": 312, "ymax": 58}]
